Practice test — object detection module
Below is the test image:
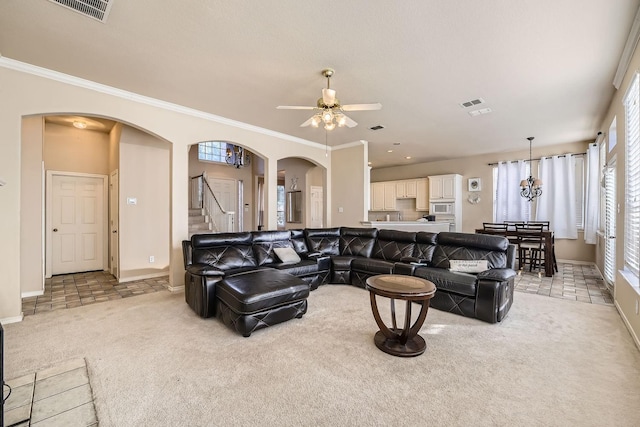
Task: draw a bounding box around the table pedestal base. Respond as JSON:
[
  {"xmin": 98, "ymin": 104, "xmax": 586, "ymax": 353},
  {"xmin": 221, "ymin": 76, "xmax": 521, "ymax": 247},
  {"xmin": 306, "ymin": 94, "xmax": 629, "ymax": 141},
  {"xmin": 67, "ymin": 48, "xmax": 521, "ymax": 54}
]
[{"xmin": 374, "ymin": 329, "xmax": 426, "ymax": 357}]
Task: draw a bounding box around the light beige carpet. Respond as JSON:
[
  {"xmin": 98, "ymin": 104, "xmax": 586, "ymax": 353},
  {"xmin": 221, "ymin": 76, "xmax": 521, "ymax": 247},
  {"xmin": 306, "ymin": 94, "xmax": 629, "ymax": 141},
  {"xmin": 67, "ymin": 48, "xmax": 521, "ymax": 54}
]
[{"xmin": 5, "ymin": 285, "xmax": 640, "ymax": 426}]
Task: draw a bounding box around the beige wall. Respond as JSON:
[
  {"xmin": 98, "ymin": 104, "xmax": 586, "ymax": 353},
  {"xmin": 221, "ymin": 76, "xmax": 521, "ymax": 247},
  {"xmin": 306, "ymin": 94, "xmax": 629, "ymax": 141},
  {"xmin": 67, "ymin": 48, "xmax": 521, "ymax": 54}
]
[
  {"xmin": 596, "ymin": 31, "xmax": 640, "ymax": 346},
  {"xmin": 44, "ymin": 123, "xmax": 110, "ymax": 175},
  {"xmin": 20, "ymin": 116, "xmax": 44, "ymax": 296},
  {"xmin": 118, "ymin": 126, "xmax": 171, "ymax": 280},
  {"xmin": 0, "ymin": 61, "xmax": 331, "ymax": 321},
  {"xmin": 371, "ymin": 140, "xmax": 595, "ymax": 262},
  {"xmin": 331, "ymin": 142, "xmax": 368, "ymax": 227}
]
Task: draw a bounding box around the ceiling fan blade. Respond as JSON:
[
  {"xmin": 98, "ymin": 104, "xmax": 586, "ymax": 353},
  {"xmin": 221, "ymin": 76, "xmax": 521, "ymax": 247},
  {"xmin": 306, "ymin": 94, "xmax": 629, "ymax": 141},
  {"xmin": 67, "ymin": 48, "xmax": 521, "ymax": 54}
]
[
  {"xmin": 276, "ymin": 105, "xmax": 316, "ymax": 110},
  {"xmin": 322, "ymin": 88, "xmax": 336, "ymax": 106},
  {"xmin": 342, "ymin": 114, "xmax": 358, "ymax": 128},
  {"xmin": 341, "ymin": 103, "xmax": 382, "ymax": 111},
  {"xmin": 300, "ymin": 116, "xmax": 316, "ymax": 127}
]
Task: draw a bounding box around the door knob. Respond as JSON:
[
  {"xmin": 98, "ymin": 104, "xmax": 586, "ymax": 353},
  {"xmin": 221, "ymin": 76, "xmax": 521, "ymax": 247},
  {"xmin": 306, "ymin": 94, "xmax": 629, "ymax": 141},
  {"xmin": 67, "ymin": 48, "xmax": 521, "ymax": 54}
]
[
  {"xmin": 112, "ymin": 230, "xmax": 118, "ymax": 234},
  {"xmin": 53, "ymin": 228, "xmax": 58, "ymax": 232}
]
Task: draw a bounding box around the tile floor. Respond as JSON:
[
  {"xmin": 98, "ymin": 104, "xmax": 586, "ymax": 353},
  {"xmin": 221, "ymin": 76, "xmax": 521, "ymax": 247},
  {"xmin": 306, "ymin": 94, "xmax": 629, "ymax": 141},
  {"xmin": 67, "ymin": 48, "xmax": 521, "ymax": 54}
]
[
  {"xmin": 3, "ymin": 358, "xmax": 96, "ymax": 427},
  {"xmin": 514, "ymin": 262, "xmax": 613, "ymax": 305},
  {"xmin": 22, "ymin": 271, "xmax": 169, "ymax": 316}
]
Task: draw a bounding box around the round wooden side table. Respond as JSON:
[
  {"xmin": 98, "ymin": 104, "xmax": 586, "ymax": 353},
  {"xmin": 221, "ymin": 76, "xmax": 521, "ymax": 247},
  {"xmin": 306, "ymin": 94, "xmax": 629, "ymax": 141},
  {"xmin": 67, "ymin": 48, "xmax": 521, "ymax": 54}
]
[{"xmin": 365, "ymin": 274, "xmax": 437, "ymax": 357}]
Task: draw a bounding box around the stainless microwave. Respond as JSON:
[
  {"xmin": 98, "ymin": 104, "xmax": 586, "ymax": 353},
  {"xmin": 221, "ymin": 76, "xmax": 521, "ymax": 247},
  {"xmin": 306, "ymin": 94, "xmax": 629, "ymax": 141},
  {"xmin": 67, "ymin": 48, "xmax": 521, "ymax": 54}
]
[{"xmin": 430, "ymin": 202, "xmax": 454, "ymax": 215}]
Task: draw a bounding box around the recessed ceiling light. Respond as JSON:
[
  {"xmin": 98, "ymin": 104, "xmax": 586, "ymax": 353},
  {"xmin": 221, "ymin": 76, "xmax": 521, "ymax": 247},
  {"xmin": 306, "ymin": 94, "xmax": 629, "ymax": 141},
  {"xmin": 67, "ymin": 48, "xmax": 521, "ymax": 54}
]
[
  {"xmin": 405, "ymin": 156, "xmax": 412, "ymax": 160},
  {"xmin": 73, "ymin": 121, "xmax": 87, "ymax": 129},
  {"xmin": 387, "ymin": 150, "xmax": 393, "ymax": 153}
]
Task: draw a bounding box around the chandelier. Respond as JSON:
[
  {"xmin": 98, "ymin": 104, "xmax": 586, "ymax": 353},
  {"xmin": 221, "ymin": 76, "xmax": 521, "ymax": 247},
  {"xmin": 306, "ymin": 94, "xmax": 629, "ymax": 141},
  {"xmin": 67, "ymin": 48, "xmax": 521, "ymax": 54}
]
[
  {"xmin": 225, "ymin": 144, "xmax": 246, "ymax": 168},
  {"xmin": 308, "ymin": 108, "xmax": 348, "ymax": 131},
  {"xmin": 520, "ymin": 137, "xmax": 543, "ymax": 201}
]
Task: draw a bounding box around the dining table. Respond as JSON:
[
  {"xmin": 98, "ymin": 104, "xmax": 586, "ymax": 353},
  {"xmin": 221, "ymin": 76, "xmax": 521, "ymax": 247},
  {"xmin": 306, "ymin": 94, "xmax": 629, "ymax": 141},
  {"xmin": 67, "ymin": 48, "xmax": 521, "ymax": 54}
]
[{"xmin": 474, "ymin": 228, "xmax": 555, "ymax": 277}]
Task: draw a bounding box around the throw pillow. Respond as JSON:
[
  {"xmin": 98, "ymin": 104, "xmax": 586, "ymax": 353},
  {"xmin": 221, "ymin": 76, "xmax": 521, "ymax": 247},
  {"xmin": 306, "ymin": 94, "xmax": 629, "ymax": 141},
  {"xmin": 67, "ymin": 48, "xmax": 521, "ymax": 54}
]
[
  {"xmin": 273, "ymin": 247, "xmax": 301, "ymax": 265},
  {"xmin": 449, "ymin": 259, "xmax": 489, "ymax": 273}
]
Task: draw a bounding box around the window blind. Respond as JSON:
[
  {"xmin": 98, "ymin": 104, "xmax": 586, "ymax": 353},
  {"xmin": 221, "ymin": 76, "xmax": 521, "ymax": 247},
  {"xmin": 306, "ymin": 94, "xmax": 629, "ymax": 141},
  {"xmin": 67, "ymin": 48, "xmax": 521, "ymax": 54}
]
[
  {"xmin": 604, "ymin": 162, "xmax": 616, "ymax": 285},
  {"xmin": 624, "ymin": 73, "xmax": 640, "ymax": 278}
]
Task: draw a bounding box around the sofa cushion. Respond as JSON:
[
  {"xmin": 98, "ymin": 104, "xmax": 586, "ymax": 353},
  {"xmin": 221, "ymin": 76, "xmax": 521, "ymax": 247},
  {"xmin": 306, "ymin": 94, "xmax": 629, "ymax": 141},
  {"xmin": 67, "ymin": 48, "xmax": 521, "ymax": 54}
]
[
  {"xmin": 340, "ymin": 227, "xmax": 378, "ymax": 257},
  {"xmin": 290, "ymin": 229, "xmax": 310, "ymax": 255},
  {"xmin": 371, "ymin": 229, "xmax": 416, "ymax": 262},
  {"xmin": 217, "ymin": 269, "xmax": 309, "ymax": 314},
  {"xmin": 305, "ymin": 228, "xmax": 340, "ymax": 256},
  {"xmin": 191, "ymin": 232, "xmax": 257, "ymax": 270},
  {"xmin": 271, "ymin": 259, "xmax": 320, "ymax": 276},
  {"xmin": 273, "ymin": 247, "xmax": 302, "ymax": 264},
  {"xmin": 352, "ymin": 257, "xmax": 395, "ymax": 275},
  {"xmin": 252, "ymin": 230, "xmax": 293, "ymax": 266},
  {"xmin": 413, "ymin": 267, "xmax": 478, "ymax": 297}
]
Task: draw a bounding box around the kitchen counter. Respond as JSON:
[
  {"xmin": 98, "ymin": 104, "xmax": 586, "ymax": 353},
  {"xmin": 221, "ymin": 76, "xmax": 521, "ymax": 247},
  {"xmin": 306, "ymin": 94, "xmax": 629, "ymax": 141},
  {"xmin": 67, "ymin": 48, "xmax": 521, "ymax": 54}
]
[{"xmin": 360, "ymin": 221, "xmax": 450, "ymax": 233}]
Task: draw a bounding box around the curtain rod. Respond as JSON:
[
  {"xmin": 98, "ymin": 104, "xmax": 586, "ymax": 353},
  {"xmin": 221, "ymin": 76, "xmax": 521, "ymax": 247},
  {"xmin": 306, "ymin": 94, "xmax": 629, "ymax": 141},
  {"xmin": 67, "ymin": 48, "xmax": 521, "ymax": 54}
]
[{"xmin": 487, "ymin": 152, "xmax": 587, "ymax": 166}]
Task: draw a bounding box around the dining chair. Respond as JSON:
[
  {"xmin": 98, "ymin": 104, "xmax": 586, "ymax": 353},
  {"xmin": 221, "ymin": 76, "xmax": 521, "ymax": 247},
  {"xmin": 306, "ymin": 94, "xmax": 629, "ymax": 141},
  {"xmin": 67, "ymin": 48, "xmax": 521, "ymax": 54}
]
[
  {"xmin": 514, "ymin": 223, "xmax": 545, "ymax": 274},
  {"xmin": 482, "ymin": 222, "xmax": 508, "ymax": 233},
  {"xmin": 526, "ymin": 221, "xmax": 557, "ymax": 272},
  {"xmin": 503, "ymin": 220, "xmax": 525, "ymax": 231}
]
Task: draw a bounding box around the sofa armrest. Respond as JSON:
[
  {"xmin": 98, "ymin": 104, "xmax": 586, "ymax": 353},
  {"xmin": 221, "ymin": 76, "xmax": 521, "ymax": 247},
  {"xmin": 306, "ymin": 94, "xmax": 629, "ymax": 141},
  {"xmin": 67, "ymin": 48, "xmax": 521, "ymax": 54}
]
[
  {"xmin": 317, "ymin": 255, "xmax": 332, "ymax": 271},
  {"xmin": 182, "ymin": 240, "xmax": 193, "ymax": 269},
  {"xmin": 186, "ymin": 263, "xmax": 226, "ymax": 277},
  {"xmin": 475, "ymin": 269, "xmax": 516, "ymax": 323},
  {"xmin": 477, "ymin": 268, "xmax": 517, "ymax": 282},
  {"xmin": 301, "ymin": 251, "xmax": 322, "ymax": 259}
]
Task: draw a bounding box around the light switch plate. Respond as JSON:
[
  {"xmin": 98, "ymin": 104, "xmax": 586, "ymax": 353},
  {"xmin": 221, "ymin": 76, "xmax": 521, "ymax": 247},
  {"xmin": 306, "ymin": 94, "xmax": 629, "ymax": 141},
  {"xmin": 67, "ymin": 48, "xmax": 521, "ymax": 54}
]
[{"xmin": 127, "ymin": 197, "xmax": 137, "ymax": 205}]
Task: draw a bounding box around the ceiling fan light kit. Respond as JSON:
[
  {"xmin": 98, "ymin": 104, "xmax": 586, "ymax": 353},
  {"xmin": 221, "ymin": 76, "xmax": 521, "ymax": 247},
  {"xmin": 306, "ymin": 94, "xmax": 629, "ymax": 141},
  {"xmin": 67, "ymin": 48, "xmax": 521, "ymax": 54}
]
[{"xmin": 277, "ymin": 68, "xmax": 382, "ymax": 131}]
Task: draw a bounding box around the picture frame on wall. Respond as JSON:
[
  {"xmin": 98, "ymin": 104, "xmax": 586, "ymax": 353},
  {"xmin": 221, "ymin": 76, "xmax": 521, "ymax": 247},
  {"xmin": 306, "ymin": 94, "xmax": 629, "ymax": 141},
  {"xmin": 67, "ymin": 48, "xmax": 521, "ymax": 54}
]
[{"xmin": 468, "ymin": 178, "xmax": 481, "ymax": 192}]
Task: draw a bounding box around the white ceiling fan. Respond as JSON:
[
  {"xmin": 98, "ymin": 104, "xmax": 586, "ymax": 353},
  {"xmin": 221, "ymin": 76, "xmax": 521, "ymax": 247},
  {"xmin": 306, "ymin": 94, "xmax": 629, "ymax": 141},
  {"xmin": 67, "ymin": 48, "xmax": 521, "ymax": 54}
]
[{"xmin": 277, "ymin": 68, "xmax": 382, "ymax": 130}]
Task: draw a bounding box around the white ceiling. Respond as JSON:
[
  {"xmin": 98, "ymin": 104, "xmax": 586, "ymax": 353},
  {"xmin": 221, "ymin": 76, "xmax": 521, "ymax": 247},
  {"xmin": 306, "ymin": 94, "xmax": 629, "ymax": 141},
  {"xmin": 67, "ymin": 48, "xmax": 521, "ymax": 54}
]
[{"xmin": 1, "ymin": 0, "xmax": 638, "ymax": 168}]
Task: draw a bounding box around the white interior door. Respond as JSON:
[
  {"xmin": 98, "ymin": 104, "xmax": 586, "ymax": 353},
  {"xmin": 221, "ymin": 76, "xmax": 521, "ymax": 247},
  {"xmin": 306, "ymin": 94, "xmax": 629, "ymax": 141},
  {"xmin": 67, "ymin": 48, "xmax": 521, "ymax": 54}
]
[
  {"xmin": 48, "ymin": 173, "xmax": 107, "ymax": 275},
  {"xmin": 110, "ymin": 170, "xmax": 119, "ymax": 278},
  {"xmin": 310, "ymin": 186, "xmax": 323, "ymax": 228}
]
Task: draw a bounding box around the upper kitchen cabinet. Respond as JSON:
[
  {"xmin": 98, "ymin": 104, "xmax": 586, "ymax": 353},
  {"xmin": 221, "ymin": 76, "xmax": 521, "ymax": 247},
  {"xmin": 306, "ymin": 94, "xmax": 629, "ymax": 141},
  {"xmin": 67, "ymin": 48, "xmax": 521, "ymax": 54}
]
[
  {"xmin": 395, "ymin": 180, "xmax": 417, "ymax": 199},
  {"xmin": 416, "ymin": 178, "xmax": 429, "ymax": 211},
  {"xmin": 429, "ymin": 174, "xmax": 462, "ymax": 201},
  {"xmin": 370, "ymin": 182, "xmax": 397, "ymax": 211}
]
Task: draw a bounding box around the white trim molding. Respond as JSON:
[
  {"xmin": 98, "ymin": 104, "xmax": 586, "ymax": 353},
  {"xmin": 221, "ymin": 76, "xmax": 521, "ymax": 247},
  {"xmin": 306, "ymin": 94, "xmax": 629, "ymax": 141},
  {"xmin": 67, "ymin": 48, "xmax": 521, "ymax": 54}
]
[
  {"xmin": 0, "ymin": 56, "xmax": 324, "ymax": 150},
  {"xmin": 613, "ymin": 5, "xmax": 640, "ymax": 89},
  {"xmin": 0, "ymin": 314, "xmax": 25, "ymax": 324}
]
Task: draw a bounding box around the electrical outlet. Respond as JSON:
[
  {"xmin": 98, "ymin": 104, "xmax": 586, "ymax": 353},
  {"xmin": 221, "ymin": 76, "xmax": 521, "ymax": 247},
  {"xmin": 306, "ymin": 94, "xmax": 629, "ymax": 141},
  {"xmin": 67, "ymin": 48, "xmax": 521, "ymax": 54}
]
[{"xmin": 149, "ymin": 256, "xmax": 155, "ymax": 263}]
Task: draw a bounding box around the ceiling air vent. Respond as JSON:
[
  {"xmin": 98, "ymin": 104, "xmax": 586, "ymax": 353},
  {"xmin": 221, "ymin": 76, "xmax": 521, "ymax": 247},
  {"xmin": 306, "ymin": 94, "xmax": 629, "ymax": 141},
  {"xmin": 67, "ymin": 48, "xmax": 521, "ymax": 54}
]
[
  {"xmin": 459, "ymin": 98, "xmax": 485, "ymax": 108},
  {"xmin": 369, "ymin": 125, "xmax": 385, "ymax": 131},
  {"xmin": 48, "ymin": 0, "xmax": 113, "ymax": 23}
]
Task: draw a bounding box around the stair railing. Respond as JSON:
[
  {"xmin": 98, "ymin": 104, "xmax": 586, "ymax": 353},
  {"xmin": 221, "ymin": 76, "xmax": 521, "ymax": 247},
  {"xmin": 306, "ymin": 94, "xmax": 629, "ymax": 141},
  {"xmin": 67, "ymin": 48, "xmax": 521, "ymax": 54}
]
[{"xmin": 191, "ymin": 172, "xmax": 235, "ymax": 233}]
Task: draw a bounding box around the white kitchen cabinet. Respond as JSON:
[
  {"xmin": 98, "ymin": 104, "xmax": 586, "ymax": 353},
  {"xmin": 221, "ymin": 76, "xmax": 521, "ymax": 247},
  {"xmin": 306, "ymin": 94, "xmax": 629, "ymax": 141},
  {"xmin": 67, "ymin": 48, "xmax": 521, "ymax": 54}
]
[
  {"xmin": 370, "ymin": 182, "xmax": 397, "ymax": 211},
  {"xmin": 383, "ymin": 182, "xmax": 397, "ymax": 210},
  {"xmin": 415, "ymin": 178, "xmax": 429, "ymax": 211},
  {"xmin": 395, "ymin": 180, "xmax": 417, "ymax": 198},
  {"xmin": 429, "ymin": 174, "xmax": 461, "ymax": 201}
]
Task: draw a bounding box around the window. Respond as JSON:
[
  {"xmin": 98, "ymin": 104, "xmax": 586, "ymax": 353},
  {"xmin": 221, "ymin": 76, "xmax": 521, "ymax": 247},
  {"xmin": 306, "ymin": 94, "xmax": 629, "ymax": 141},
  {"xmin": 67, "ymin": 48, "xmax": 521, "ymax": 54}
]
[
  {"xmin": 492, "ymin": 157, "xmax": 584, "ymax": 229},
  {"xmin": 198, "ymin": 141, "xmax": 227, "ymax": 163},
  {"xmin": 623, "ymin": 73, "xmax": 640, "ymax": 280},
  {"xmin": 277, "ymin": 183, "xmax": 285, "ymax": 228}
]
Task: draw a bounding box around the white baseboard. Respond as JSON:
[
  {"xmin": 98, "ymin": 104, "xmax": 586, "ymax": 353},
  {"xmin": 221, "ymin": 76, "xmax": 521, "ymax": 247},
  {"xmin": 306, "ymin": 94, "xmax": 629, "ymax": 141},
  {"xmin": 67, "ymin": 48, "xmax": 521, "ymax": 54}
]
[
  {"xmin": 1, "ymin": 314, "xmax": 25, "ymax": 324},
  {"xmin": 167, "ymin": 285, "xmax": 184, "ymax": 293},
  {"xmin": 21, "ymin": 290, "xmax": 44, "ymax": 298},
  {"xmin": 615, "ymin": 300, "xmax": 640, "ymax": 351},
  {"xmin": 117, "ymin": 271, "xmax": 169, "ymax": 283}
]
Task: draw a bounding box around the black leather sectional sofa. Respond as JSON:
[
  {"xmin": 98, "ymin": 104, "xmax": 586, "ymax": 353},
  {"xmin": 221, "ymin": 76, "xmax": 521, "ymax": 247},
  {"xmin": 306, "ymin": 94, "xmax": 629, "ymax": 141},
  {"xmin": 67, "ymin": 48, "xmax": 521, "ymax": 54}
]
[{"xmin": 182, "ymin": 227, "xmax": 516, "ymax": 336}]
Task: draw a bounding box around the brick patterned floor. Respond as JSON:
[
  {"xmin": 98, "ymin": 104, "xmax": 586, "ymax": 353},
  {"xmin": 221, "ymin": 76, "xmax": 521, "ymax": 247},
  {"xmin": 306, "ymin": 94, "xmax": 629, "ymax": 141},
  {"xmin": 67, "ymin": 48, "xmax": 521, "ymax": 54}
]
[
  {"xmin": 514, "ymin": 262, "xmax": 613, "ymax": 305},
  {"xmin": 22, "ymin": 271, "xmax": 169, "ymax": 316}
]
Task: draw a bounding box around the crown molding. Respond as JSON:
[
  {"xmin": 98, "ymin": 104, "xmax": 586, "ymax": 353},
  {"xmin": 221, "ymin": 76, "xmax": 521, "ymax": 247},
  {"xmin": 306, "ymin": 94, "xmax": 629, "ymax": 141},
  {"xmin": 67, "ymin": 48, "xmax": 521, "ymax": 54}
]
[
  {"xmin": 613, "ymin": 5, "xmax": 640, "ymax": 89},
  {"xmin": 332, "ymin": 139, "xmax": 368, "ymax": 151},
  {"xmin": 0, "ymin": 56, "xmax": 327, "ymax": 150}
]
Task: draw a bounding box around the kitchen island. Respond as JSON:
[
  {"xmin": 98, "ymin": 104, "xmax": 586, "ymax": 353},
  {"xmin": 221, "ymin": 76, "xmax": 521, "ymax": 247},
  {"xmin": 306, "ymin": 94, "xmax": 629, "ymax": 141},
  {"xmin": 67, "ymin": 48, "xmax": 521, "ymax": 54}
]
[{"xmin": 360, "ymin": 220, "xmax": 451, "ymax": 233}]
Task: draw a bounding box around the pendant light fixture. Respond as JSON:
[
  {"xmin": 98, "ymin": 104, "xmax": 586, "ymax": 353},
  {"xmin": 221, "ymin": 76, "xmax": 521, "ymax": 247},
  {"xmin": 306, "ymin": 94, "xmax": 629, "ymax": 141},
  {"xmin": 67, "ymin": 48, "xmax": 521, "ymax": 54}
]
[{"xmin": 520, "ymin": 137, "xmax": 543, "ymax": 201}]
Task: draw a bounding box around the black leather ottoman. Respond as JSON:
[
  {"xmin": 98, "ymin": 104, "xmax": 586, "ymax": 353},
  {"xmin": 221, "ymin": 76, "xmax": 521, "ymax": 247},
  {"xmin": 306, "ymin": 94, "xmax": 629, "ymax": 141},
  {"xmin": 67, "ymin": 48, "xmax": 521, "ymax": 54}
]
[{"xmin": 216, "ymin": 268, "xmax": 310, "ymax": 337}]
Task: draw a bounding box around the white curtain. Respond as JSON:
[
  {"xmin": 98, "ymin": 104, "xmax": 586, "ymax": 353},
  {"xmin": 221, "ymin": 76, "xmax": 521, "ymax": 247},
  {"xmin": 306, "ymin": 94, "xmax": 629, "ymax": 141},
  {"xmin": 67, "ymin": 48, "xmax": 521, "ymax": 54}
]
[
  {"xmin": 495, "ymin": 160, "xmax": 529, "ymax": 222},
  {"xmin": 584, "ymin": 144, "xmax": 600, "ymax": 244},
  {"xmin": 536, "ymin": 155, "xmax": 578, "ymax": 239}
]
